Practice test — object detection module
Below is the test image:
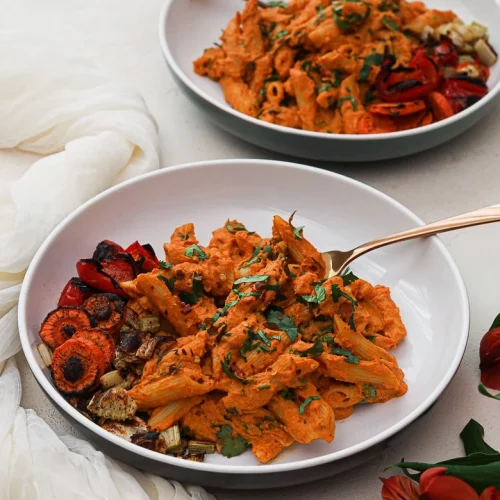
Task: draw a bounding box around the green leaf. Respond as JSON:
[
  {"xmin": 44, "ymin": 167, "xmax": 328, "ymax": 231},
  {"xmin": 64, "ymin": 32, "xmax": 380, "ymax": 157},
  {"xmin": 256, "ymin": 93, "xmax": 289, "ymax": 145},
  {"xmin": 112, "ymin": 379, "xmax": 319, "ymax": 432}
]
[
  {"xmin": 293, "ymin": 225, "xmax": 305, "ymax": 239},
  {"xmin": 460, "ymin": 419, "xmax": 498, "ymax": 456},
  {"xmin": 359, "ymin": 52, "xmax": 384, "ymax": 80},
  {"xmin": 264, "ymin": 75, "xmax": 281, "ymax": 84},
  {"xmin": 299, "ymin": 335, "xmax": 335, "ymax": 357},
  {"xmin": 275, "ymin": 29, "xmax": 289, "ymax": 40},
  {"xmin": 266, "ymin": 309, "xmax": 299, "ymax": 341},
  {"xmin": 233, "ymin": 275, "xmax": 270, "ymax": 286},
  {"xmin": 178, "ymin": 291, "xmax": 197, "ymax": 305},
  {"xmin": 220, "ymin": 352, "xmax": 249, "ymax": 384},
  {"xmin": 226, "ymin": 222, "xmax": 248, "ymax": 233},
  {"xmin": 298, "ymin": 396, "xmax": 320, "ymax": 414},
  {"xmin": 490, "ymin": 313, "xmax": 500, "ymax": 329},
  {"xmin": 267, "ymin": 1, "xmax": 288, "ymax": 7},
  {"xmin": 280, "ymin": 388, "xmax": 296, "ymax": 400},
  {"xmin": 258, "ymin": 384, "xmax": 271, "ymax": 391},
  {"xmin": 177, "ymin": 232, "xmax": 189, "ymax": 241},
  {"xmin": 159, "ymin": 260, "xmax": 172, "ymax": 270},
  {"xmin": 382, "ymin": 15, "xmax": 399, "ymax": 31},
  {"xmin": 212, "ymin": 299, "xmax": 239, "ymax": 323},
  {"xmin": 334, "ymin": 11, "xmax": 353, "ymax": 31},
  {"xmin": 338, "ymin": 96, "xmax": 358, "ymax": 110},
  {"xmin": 192, "ymin": 272, "xmax": 204, "ymax": 297},
  {"xmin": 341, "ymin": 268, "xmax": 359, "ymax": 286},
  {"xmin": 158, "ymin": 275, "xmax": 176, "ymax": 292},
  {"xmin": 240, "ymin": 246, "xmax": 263, "ymax": 268},
  {"xmin": 301, "ymin": 284, "xmax": 327, "ymax": 305},
  {"xmin": 284, "ymin": 264, "xmax": 297, "ymax": 278},
  {"xmin": 331, "ymin": 284, "xmax": 358, "ymax": 331},
  {"xmin": 216, "ymin": 424, "xmax": 249, "ymax": 458},
  {"xmin": 479, "ymin": 383, "xmax": 500, "ymax": 401},
  {"xmin": 184, "ymin": 244, "xmax": 208, "ymax": 260},
  {"xmin": 362, "ymin": 384, "xmax": 377, "ymax": 399},
  {"xmin": 331, "ymin": 347, "xmax": 360, "ymax": 364}
]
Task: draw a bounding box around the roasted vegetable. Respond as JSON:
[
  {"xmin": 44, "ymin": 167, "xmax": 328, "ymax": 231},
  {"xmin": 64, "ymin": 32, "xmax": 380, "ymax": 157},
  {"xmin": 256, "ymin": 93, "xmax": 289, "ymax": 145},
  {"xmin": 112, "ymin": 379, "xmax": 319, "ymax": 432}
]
[
  {"xmin": 37, "ymin": 342, "xmax": 53, "ymax": 367},
  {"xmin": 161, "ymin": 424, "xmax": 182, "ymax": 451},
  {"xmin": 87, "ymin": 387, "xmax": 137, "ymax": 421},
  {"xmin": 100, "ymin": 369, "xmax": 125, "ymax": 389},
  {"xmin": 83, "ymin": 293, "xmax": 126, "ymax": 336},
  {"xmin": 139, "ymin": 315, "xmax": 160, "ymax": 333},
  {"xmin": 125, "ymin": 241, "xmax": 160, "ymax": 273},
  {"xmin": 51, "ymin": 338, "xmax": 105, "ymax": 395},
  {"xmin": 131, "ymin": 432, "xmax": 166, "ymax": 453},
  {"xmin": 100, "ymin": 254, "xmax": 137, "ymax": 284},
  {"xmin": 92, "ymin": 240, "xmax": 125, "ymax": 261},
  {"xmin": 101, "ymin": 416, "xmax": 148, "ymax": 441},
  {"xmin": 39, "ymin": 307, "xmax": 95, "ymax": 350},
  {"xmin": 58, "ymin": 278, "xmax": 97, "ymax": 307},
  {"xmin": 72, "ymin": 328, "xmax": 116, "ymax": 370},
  {"xmin": 117, "ymin": 330, "xmax": 143, "ymax": 354},
  {"xmin": 77, "ymin": 259, "xmax": 127, "ymax": 297}
]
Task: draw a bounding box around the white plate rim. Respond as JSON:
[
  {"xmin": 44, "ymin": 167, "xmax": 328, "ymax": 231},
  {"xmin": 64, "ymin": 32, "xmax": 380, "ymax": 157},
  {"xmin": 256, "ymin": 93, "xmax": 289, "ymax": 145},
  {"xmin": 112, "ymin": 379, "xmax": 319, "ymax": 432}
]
[
  {"xmin": 158, "ymin": 0, "xmax": 500, "ymax": 141},
  {"xmin": 18, "ymin": 158, "xmax": 470, "ymax": 474}
]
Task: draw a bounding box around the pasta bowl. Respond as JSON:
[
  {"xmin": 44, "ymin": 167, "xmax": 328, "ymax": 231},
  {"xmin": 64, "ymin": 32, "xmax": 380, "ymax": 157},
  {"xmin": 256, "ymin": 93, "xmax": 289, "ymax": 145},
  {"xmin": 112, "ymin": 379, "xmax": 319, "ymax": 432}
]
[
  {"xmin": 159, "ymin": 0, "xmax": 500, "ymax": 162},
  {"xmin": 18, "ymin": 159, "xmax": 469, "ymax": 488}
]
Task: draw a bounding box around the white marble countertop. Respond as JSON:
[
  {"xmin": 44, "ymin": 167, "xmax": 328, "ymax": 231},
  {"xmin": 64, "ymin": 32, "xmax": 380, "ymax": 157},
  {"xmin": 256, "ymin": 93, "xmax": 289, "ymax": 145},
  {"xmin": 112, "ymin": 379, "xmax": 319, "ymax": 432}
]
[{"xmin": 6, "ymin": 0, "xmax": 500, "ymax": 498}]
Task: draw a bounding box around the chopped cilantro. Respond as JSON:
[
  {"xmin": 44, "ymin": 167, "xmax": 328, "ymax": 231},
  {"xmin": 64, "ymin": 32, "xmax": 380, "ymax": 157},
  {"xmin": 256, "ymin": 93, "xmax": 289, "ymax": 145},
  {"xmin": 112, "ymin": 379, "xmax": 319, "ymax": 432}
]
[
  {"xmin": 158, "ymin": 275, "xmax": 175, "ymax": 292},
  {"xmin": 359, "ymin": 52, "xmax": 384, "ymax": 81},
  {"xmin": 259, "ymin": 21, "xmax": 276, "ymax": 38},
  {"xmin": 258, "ymin": 384, "xmax": 271, "ymax": 391},
  {"xmin": 362, "ymin": 384, "xmax": 377, "ymax": 399},
  {"xmin": 212, "ymin": 299, "xmax": 239, "ymax": 323},
  {"xmin": 240, "ymin": 246, "xmax": 263, "ymax": 268},
  {"xmin": 298, "ymin": 396, "xmax": 321, "ymax": 414},
  {"xmin": 301, "ymin": 283, "xmax": 327, "ymax": 305},
  {"xmin": 280, "ymin": 388, "xmax": 296, "ymax": 400},
  {"xmin": 284, "ymin": 265, "xmax": 297, "ymax": 278},
  {"xmin": 341, "ymin": 268, "xmax": 359, "ymax": 286},
  {"xmin": 331, "ymin": 347, "xmax": 360, "ymax": 364},
  {"xmin": 293, "ymin": 225, "xmax": 305, "ymax": 239},
  {"xmin": 299, "ymin": 335, "xmax": 335, "ymax": 357},
  {"xmin": 159, "ymin": 260, "xmax": 172, "ymax": 270},
  {"xmin": 177, "ymin": 232, "xmax": 189, "ymax": 241},
  {"xmin": 275, "ymin": 29, "xmax": 289, "ymax": 40},
  {"xmin": 233, "ymin": 275, "xmax": 270, "ymax": 286},
  {"xmin": 331, "ymin": 284, "xmax": 358, "ymax": 331},
  {"xmin": 184, "ymin": 244, "xmax": 208, "ymax": 260},
  {"xmin": 266, "ymin": 309, "xmax": 299, "ymax": 341},
  {"xmin": 226, "ymin": 222, "xmax": 248, "ymax": 233},
  {"xmin": 267, "ymin": 1, "xmax": 288, "ymax": 7},
  {"xmin": 192, "ymin": 272, "xmax": 204, "ymax": 297},
  {"xmin": 220, "ymin": 353, "xmax": 249, "ymax": 383},
  {"xmin": 216, "ymin": 424, "xmax": 249, "ymax": 458},
  {"xmin": 263, "ymin": 75, "xmax": 281, "ymax": 84},
  {"xmin": 338, "ymin": 96, "xmax": 358, "ymax": 110},
  {"xmin": 382, "ymin": 15, "xmax": 399, "ymax": 31},
  {"xmin": 178, "ymin": 291, "xmax": 198, "ymax": 305}
]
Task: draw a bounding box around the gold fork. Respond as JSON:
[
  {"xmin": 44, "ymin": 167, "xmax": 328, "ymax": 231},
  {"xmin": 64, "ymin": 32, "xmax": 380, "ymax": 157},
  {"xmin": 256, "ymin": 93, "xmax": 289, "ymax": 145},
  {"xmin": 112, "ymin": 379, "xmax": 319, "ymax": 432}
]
[{"xmin": 322, "ymin": 204, "xmax": 500, "ymax": 277}]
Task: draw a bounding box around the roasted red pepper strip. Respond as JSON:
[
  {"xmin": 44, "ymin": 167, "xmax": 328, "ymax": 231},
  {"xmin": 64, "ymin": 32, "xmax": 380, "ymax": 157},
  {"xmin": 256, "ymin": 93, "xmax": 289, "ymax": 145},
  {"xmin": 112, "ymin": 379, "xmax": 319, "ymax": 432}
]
[
  {"xmin": 58, "ymin": 277, "xmax": 97, "ymax": 307},
  {"xmin": 376, "ymin": 53, "xmax": 440, "ymax": 102},
  {"xmin": 433, "ymin": 38, "xmax": 458, "ymax": 67},
  {"xmin": 441, "ymin": 77, "xmax": 488, "ymax": 113},
  {"xmin": 76, "ymin": 259, "xmax": 127, "ymax": 297},
  {"xmin": 93, "ymin": 240, "xmax": 125, "ymax": 261},
  {"xmin": 101, "ymin": 254, "xmax": 136, "ymax": 284},
  {"xmin": 125, "ymin": 241, "xmax": 159, "ymax": 272}
]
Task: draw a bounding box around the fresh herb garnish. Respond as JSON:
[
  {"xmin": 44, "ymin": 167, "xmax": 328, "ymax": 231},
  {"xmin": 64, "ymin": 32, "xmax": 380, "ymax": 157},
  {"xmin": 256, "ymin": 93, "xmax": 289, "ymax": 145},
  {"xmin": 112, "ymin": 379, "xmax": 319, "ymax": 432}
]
[
  {"xmin": 315, "ymin": 5, "xmax": 324, "ymax": 12},
  {"xmin": 240, "ymin": 246, "xmax": 263, "ymax": 268},
  {"xmin": 178, "ymin": 291, "xmax": 198, "ymax": 305},
  {"xmin": 284, "ymin": 265, "xmax": 297, "ymax": 278},
  {"xmin": 159, "ymin": 260, "xmax": 172, "ymax": 270},
  {"xmin": 158, "ymin": 275, "xmax": 176, "ymax": 293},
  {"xmin": 233, "ymin": 275, "xmax": 270, "ymax": 287},
  {"xmin": 212, "ymin": 299, "xmax": 239, "ymax": 323},
  {"xmin": 259, "ymin": 21, "xmax": 276, "ymax": 37},
  {"xmin": 318, "ymin": 84, "xmax": 333, "ymax": 93},
  {"xmin": 362, "ymin": 384, "xmax": 377, "ymax": 399},
  {"xmin": 177, "ymin": 232, "xmax": 189, "ymax": 241},
  {"xmin": 267, "ymin": 1, "xmax": 288, "ymax": 7},
  {"xmin": 226, "ymin": 222, "xmax": 248, "ymax": 233},
  {"xmin": 478, "ymin": 383, "xmax": 500, "ymax": 401},
  {"xmin": 298, "ymin": 396, "xmax": 321, "ymax": 414},
  {"xmin": 341, "ymin": 268, "xmax": 359, "ymax": 286},
  {"xmin": 280, "ymin": 388, "xmax": 296, "ymax": 400},
  {"xmin": 301, "ymin": 283, "xmax": 327, "ymax": 305},
  {"xmin": 359, "ymin": 52, "xmax": 384, "ymax": 80},
  {"xmin": 331, "ymin": 284, "xmax": 358, "ymax": 331},
  {"xmin": 275, "ymin": 29, "xmax": 289, "ymax": 40},
  {"xmin": 299, "ymin": 335, "xmax": 335, "ymax": 357},
  {"xmin": 221, "ymin": 352, "xmax": 249, "ymax": 383},
  {"xmin": 338, "ymin": 96, "xmax": 358, "ymax": 110},
  {"xmin": 263, "ymin": 75, "xmax": 281, "ymax": 84},
  {"xmin": 192, "ymin": 272, "xmax": 204, "ymax": 297},
  {"xmin": 266, "ymin": 309, "xmax": 299, "ymax": 341},
  {"xmin": 258, "ymin": 384, "xmax": 271, "ymax": 391},
  {"xmin": 184, "ymin": 244, "xmax": 208, "ymax": 260},
  {"xmin": 382, "ymin": 15, "xmax": 399, "ymax": 31},
  {"xmin": 331, "ymin": 347, "xmax": 360, "ymax": 364},
  {"xmin": 293, "ymin": 225, "xmax": 305, "ymax": 239},
  {"xmin": 216, "ymin": 424, "xmax": 249, "ymax": 458}
]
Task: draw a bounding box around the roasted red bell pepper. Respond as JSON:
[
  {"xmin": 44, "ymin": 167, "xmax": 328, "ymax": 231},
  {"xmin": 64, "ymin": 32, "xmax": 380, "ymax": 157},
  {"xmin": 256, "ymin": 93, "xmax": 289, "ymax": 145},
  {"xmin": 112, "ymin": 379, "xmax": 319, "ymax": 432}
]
[
  {"xmin": 57, "ymin": 277, "xmax": 97, "ymax": 307},
  {"xmin": 376, "ymin": 53, "xmax": 440, "ymax": 102},
  {"xmin": 125, "ymin": 241, "xmax": 159, "ymax": 272},
  {"xmin": 480, "ymin": 326, "xmax": 500, "ymax": 390},
  {"xmin": 76, "ymin": 259, "xmax": 128, "ymax": 297},
  {"xmin": 92, "ymin": 240, "xmax": 125, "ymax": 261},
  {"xmin": 441, "ymin": 76, "xmax": 488, "ymax": 113},
  {"xmin": 434, "ymin": 38, "xmax": 459, "ymax": 67},
  {"xmin": 456, "ymin": 61, "xmax": 490, "ymax": 82}
]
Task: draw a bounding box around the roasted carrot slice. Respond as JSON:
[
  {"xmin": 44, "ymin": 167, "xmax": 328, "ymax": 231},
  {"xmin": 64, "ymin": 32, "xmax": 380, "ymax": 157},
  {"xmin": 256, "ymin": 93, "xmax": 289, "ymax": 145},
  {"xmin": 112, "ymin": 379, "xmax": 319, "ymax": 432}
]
[
  {"xmin": 419, "ymin": 111, "xmax": 434, "ymax": 127},
  {"xmin": 51, "ymin": 338, "xmax": 105, "ymax": 395},
  {"xmin": 393, "ymin": 110, "xmax": 426, "ymax": 131},
  {"xmin": 357, "ymin": 114, "xmax": 397, "ymax": 134},
  {"xmin": 428, "ymin": 92, "xmax": 454, "ymax": 121},
  {"xmin": 83, "ymin": 293, "xmax": 126, "ymax": 336},
  {"xmin": 39, "ymin": 307, "xmax": 95, "ymax": 350},
  {"xmin": 369, "ymin": 101, "xmax": 426, "ymax": 117},
  {"xmin": 72, "ymin": 328, "xmax": 116, "ymax": 370}
]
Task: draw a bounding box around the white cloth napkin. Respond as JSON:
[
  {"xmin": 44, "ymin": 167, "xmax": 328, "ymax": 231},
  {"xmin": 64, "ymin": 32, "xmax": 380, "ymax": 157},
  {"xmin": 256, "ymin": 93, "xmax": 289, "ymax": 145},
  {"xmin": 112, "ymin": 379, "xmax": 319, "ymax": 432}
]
[{"xmin": 0, "ymin": 36, "xmax": 215, "ymax": 500}]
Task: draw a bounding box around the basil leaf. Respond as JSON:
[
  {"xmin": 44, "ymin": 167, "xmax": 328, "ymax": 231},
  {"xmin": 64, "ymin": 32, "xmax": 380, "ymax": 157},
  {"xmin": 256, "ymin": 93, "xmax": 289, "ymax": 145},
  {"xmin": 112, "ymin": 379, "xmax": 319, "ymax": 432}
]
[
  {"xmin": 184, "ymin": 244, "xmax": 208, "ymax": 260},
  {"xmin": 293, "ymin": 225, "xmax": 305, "ymax": 239},
  {"xmin": 382, "ymin": 15, "xmax": 399, "ymax": 31},
  {"xmin": 226, "ymin": 223, "xmax": 248, "ymax": 233},
  {"xmin": 460, "ymin": 419, "xmax": 498, "ymax": 456},
  {"xmin": 280, "ymin": 388, "xmax": 296, "ymax": 400},
  {"xmin": 266, "ymin": 309, "xmax": 299, "ymax": 341},
  {"xmin": 233, "ymin": 275, "xmax": 270, "ymax": 286},
  {"xmin": 159, "ymin": 260, "xmax": 172, "ymax": 270},
  {"xmin": 479, "ymin": 383, "xmax": 500, "ymax": 401},
  {"xmin": 490, "ymin": 313, "xmax": 500, "ymax": 329},
  {"xmin": 298, "ymin": 396, "xmax": 320, "ymax": 414},
  {"xmin": 216, "ymin": 424, "xmax": 249, "ymax": 458},
  {"xmin": 258, "ymin": 384, "xmax": 271, "ymax": 391},
  {"xmin": 220, "ymin": 352, "xmax": 249, "ymax": 383},
  {"xmin": 338, "ymin": 96, "xmax": 358, "ymax": 110},
  {"xmin": 264, "ymin": 75, "xmax": 281, "ymax": 84}
]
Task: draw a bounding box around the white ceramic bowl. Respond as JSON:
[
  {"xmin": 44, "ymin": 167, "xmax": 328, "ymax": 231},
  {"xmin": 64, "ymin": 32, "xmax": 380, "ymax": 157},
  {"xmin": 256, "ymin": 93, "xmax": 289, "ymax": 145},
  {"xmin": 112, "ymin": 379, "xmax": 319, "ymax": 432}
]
[
  {"xmin": 19, "ymin": 159, "xmax": 469, "ymax": 489},
  {"xmin": 159, "ymin": 0, "xmax": 500, "ymax": 162}
]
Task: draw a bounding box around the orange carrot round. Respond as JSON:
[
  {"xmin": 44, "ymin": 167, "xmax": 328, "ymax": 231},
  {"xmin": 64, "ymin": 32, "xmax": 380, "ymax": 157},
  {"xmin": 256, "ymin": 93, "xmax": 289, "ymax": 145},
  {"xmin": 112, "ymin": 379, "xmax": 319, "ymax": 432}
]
[
  {"xmin": 428, "ymin": 92, "xmax": 454, "ymax": 121},
  {"xmin": 51, "ymin": 338, "xmax": 105, "ymax": 395},
  {"xmin": 357, "ymin": 114, "xmax": 397, "ymax": 134},
  {"xmin": 72, "ymin": 328, "xmax": 116, "ymax": 370},
  {"xmin": 83, "ymin": 293, "xmax": 126, "ymax": 337},
  {"xmin": 369, "ymin": 100, "xmax": 426, "ymax": 117},
  {"xmin": 39, "ymin": 307, "xmax": 95, "ymax": 350}
]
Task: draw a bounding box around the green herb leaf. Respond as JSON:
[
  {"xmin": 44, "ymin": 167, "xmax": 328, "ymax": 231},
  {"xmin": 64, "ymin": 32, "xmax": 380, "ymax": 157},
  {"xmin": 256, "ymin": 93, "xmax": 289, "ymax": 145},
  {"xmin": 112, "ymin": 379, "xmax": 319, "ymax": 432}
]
[
  {"xmin": 298, "ymin": 396, "xmax": 320, "ymax": 414},
  {"xmin": 382, "ymin": 15, "xmax": 399, "ymax": 31},
  {"xmin": 264, "ymin": 75, "xmax": 281, "ymax": 84},
  {"xmin": 221, "ymin": 352, "xmax": 249, "ymax": 383},
  {"xmin": 331, "ymin": 284, "xmax": 358, "ymax": 331},
  {"xmin": 226, "ymin": 223, "xmax": 248, "ymax": 233},
  {"xmin": 338, "ymin": 96, "xmax": 358, "ymax": 110},
  {"xmin": 158, "ymin": 275, "xmax": 176, "ymax": 292},
  {"xmin": 359, "ymin": 52, "xmax": 384, "ymax": 80},
  {"xmin": 213, "ymin": 299, "xmax": 239, "ymax": 323},
  {"xmin": 318, "ymin": 85, "xmax": 333, "ymax": 93},
  {"xmin": 293, "ymin": 225, "xmax": 305, "ymax": 239},
  {"xmin": 333, "ymin": 11, "xmax": 352, "ymax": 31},
  {"xmin": 192, "ymin": 272, "xmax": 204, "ymax": 297},
  {"xmin": 299, "ymin": 335, "xmax": 335, "ymax": 357},
  {"xmin": 178, "ymin": 291, "xmax": 198, "ymax": 305},
  {"xmin": 490, "ymin": 313, "xmax": 500, "ymax": 329},
  {"xmin": 259, "ymin": 21, "xmax": 277, "ymax": 37},
  {"xmin": 216, "ymin": 424, "xmax": 249, "ymax": 458},
  {"xmin": 275, "ymin": 29, "xmax": 289, "ymax": 40},
  {"xmin": 341, "ymin": 268, "xmax": 359, "ymax": 286},
  {"xmin": 284, "ymin": 264, "xmax": 297, "ymax": 278},
  {"xmin": 331, "ymin": 347, "xmax": 360, "ymax": 364},
  {"xmin": 240, "ymin": 246, "xmax": 263, "ymax": 268},
  {"xmin": 362, "ymin": 384, "xmax": 377, "ymax": 399},
  {"xmin": 233, "ymin": 275, "xmax": 270, "ymax": 286},
  {"xmin": 258, "ymin": 384, "xmax": 271, "ymax": 391},
  {"xmin": 267, "ymin": 1, "xmax": 288, "ymax": 7},
  {"xmin": 301, "ymin": 60, "xmax": 312, "ymax": 72},
  {"xmin": 184, "ymin": 244, "xmax": 208, "ymax": 260},
  {"xmin": 460, "ymin": 419, "xmax": 498, "ymax": 456},
  {"xmin": 177, "ymin": 232, "xmax": 189, "ymax": 241},
  {"xmin": 159, "ymin": 260, "xmax": 172, "ymax": 270},
  {"xmin": 301, "ymin": 284, "xmax": 327, "ymax": 305},
  {"xmin": 280, "ymin": 388, "xmax": 296, "ymax": 400},
  {"xmin": 266, "ymin": 309, "xmax": 299, "ymax": 341},
  {"xmin": 479, "ymin": 383, "xmax": 500, "ymax": 401},
  {"xmin": 315, "ymin": 5, "xmax": 324, "ymax": 12}
]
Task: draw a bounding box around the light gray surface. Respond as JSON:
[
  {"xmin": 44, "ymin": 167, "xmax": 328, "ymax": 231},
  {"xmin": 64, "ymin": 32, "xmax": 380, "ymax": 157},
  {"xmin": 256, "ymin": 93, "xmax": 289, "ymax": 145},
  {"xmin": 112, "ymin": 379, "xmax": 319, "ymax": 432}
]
[{"xmin": 5, "ymin": 0, "xmax": 500, "ymax": 498}]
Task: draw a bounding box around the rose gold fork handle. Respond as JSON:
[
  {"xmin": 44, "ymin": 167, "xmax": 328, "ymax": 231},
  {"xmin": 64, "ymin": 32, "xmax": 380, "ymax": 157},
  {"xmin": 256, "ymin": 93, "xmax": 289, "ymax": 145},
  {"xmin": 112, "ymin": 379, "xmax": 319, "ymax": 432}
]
[{"xmin": 347, "ymin": 204, "xmax": 500, "ymax": 266}]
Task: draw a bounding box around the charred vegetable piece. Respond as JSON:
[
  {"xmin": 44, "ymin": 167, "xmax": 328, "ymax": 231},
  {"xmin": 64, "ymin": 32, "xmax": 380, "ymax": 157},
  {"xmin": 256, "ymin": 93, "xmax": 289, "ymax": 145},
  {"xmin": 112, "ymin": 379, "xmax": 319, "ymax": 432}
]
[
  {"xmin": 101, "ymin": 254, "xmax": 137, "ymax": 284},
  {"xmin": 428, "ymin": 91, "xmax": 454, "ymax": 120},
  {"xmin": 369, "ymin": 100, "xmax": 426, "ymax": 117},
  {"xmin": 87, "ymin": 387, "xmax": 137, "ymax": 421},
  {"xmin": 131, "ymin": 432, "xmax": 166, "ymax": 453},
  {"xmin": 83, "ymin": 293, "xmax": 126, "ymax": 336},
  {"xmin": 441, "ymin": 76, "xmax": 488, "ymax": 113},
  {"xmin": 92, "ymin": 240, "xmax": 125, "ymax": 261},
  {"xmin": 161, "ymin": 424, "xmax": 182, "ymax": 451},
  {"xmin": 118, "ymin": 330, "xmax": 143, "ymax": 354},
  {"xmin": 58, "ymin": 278, "xmax": 97, "ymax": 307},
  {"xmin": 51, "ymin": 338, "xmax": 105, "ymax": 395},
  {"xmin": 139, "ymin": 315, "xmax": 161, "ymax": 333},
  {"xmin": 39, "ymin": 307, "xmax": 95, "ymax": 350},
  {"xmin": 100, "ymin": 369, "xmax": 125, "ymax": 389},
  {"xmin": 77, "ymin": 259, "xmax": 126, "ymax": 297},
  {"xmin": 101, "ymin": 416, "xmax": 148, "ymax": 441},
  {"xmin": 37, "ymin": 343, "xmax": 53, "ymax": 367},
  {"xmin": 125, "ymin": 241, "xmax": 160, "ymax": 272},
  {"xmin": 72, "ymin": 328, "xmax": 116, "ymax": 370}
]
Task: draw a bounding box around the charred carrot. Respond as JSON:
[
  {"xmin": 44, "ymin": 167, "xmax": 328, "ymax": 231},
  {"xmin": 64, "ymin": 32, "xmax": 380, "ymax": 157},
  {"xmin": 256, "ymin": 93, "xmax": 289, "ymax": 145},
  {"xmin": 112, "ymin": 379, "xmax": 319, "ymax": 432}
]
[
  {"xmin": 92, "ymin": 240, "xmax": 125, "ymax": 261},
  {"xmin": 369, "ymin": 101, "xmax": 427, "ymax": 117},
  {"xmin": 76, "ymin": 259, "xmax": 126, "ymax": 297},
  {"xmin": 83, "ymin": 293, "xmax": 126, "ymax": 336},
  {"xmin": 393, "ymin": 110, "xmax": 426, "ymax": 131},
  {"xmin": 72, "ymin": 328, "xmax": 116, "ymax": 370},
  {"xmin": 357, "ymin": 114, "xmax": 397, "ymax": 134},
  {"xmin": 39, "ymin": 307, "xmax": 95, "ymax": 350},
  {"xmin": 125, "ymin": 241, "xmax": 159, "ymax": 272},
  {"xmin": 419, "ymin": 111, "xmax": 434, "ymax": 127},
  {"xmin": 51, "ymin": 338, "xmax": 105, "ymax": 395},
  {"xmin": 428, "ymin": 92, "xmax": 454, "ymax": 121},
  {"xmin": 58, "ymin": 277, "xmax": 97, "ymax": 307}
]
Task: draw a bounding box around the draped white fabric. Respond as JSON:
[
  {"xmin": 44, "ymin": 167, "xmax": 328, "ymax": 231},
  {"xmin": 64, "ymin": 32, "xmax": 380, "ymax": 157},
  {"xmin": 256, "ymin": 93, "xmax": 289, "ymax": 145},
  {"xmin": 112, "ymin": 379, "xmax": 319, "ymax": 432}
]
[{"xmin": 0, "ymin": 37, "xmax": 215, "ymax": 500}]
